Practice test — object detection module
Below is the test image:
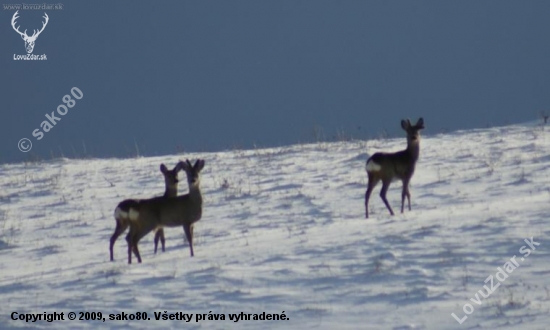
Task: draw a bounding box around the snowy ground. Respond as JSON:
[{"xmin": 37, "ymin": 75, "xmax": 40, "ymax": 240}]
[{"xmin": 1, "ymin": 122, "xmax": 549, "ymax": 329}]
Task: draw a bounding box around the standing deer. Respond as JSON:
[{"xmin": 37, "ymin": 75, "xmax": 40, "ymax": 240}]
[
  {"xmin": 126, "ymin": 159, "xmax": 205, "ymax": 264},
  {"xmin": 110, "ymin": 162, "xmax": 183, "ymax": 261},
  {"xmin": 365, "ymin": 118, "xmax": 425, "ymax": 218}
]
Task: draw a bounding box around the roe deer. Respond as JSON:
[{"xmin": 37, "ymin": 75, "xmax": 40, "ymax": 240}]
[
  {"xmin": 126, "ymin": 159, "xmax": 205, "ymax": 264},
  {"xmin": 365, "ymin": 118, "xmax": 425, "ymax": 218},
  {"xmin": 110, "ymin": 162, "xmax": 183, "ymax": 261}
]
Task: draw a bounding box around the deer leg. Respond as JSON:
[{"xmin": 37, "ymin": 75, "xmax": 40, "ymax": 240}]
[
  {"xmin": 154, "ymin": 228, "xmax": 165, "ymax": 254},
  {"xmin": 183, "ymin": 223, "xmax": 194, "ymax": 257},
  {"xmin": 109, "ymin": 220, "xmax": 128, "ymax": 261},
  {"xmin": 133, "ymin": 227, "xmax": 156, "ymax": 263},
  {"xmin": 401, "ymin": 179, "xmax": 410, "ymax": 213},
  {"xmin": 160, "ymin": 229, "xmax": 166, "ymax": 252},
  {"xmin": 126, "ymin": 233, "xmax": 141, "ymax": 264},
  {"xmin": 365, "ymin": 174, "xmax": 380, "ymax": 218},
  {"xmin": 126, "ymin": 228, "xmax": 145, "ymax": 264},
  {"xmin": 406, "ymin": 187, "xmax": 411, "ymax": 211},
  {"xmin": 133, "ymin": 243, "xmax": 142, "ymax": 264},
  {"xmin": 154, "ymin": 230, "xmax": 159, "ymax": 254},
  {"xmin": 126, "ymin": 233, "xmax": 133, "ymax": 264},
  {"xmin": 380, "ymin": 179, "xmax": 395, "ymax": 216},
  {"xmin": 401, "ymin": 191, "xmax": 406, "ymax": 213}
]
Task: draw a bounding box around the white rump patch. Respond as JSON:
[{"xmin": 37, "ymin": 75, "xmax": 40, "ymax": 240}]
[
  {"xmin": 128, "ymin": 208, "xmax": 140, "ymax": 222},
  {"xmin": 114, "ymin": 207, "xmax": 128, "ymax": 220},
  {"xmin": 366, "ymin": 160, "xmax": 381, "ymax": 172}
]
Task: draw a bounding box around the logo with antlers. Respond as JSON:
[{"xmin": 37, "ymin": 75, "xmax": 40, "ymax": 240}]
[{"xmin": 11, "ymin": 10, "xmax": 49, "ymax": 54}]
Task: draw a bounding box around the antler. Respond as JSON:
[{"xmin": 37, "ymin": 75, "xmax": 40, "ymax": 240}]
[
  {"xmin": 11, "ymin": 11, "xmax": 49, "ymax": 40},
  {"xmin": 11, "ymin": 10, "xmax": 27, "ymax": 37},
  {"xmin": 30, "ymin": 13, "xmax": 49, "ymax": 38}
]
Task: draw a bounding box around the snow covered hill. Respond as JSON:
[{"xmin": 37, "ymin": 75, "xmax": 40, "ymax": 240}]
[{"xmin": 1, "ymin": 122, "xmax": 549, "ymax": 329}]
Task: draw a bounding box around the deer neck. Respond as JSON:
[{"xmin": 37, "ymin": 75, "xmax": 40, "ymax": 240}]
[
  {"xmin": 164, "ymin": 185, "xmax": 178, "ymax": 198},
  {"xmin": 406, "ymin": 140, "xmax": 420, "ymax": 161},
  {"xmin": 188, "ymin": 185, "xmax": 203, "ymax": 205}
]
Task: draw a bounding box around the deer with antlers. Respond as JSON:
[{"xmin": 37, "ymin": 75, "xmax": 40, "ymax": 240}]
[
  {"xmin": 365, "ymin": 118, "xmax": 425, "ymax": 218},
  {"xmin": 11, "ymin": 10, "xmax": 49, "ymax": 53}
]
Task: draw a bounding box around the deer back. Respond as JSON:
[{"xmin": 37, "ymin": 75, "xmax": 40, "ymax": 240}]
[
  {"xmin": 129, "ymin": 193, "xmax": 202, "ymax": 229},
  {"xmin": 368, "ymin": 150, "xmax": 417, "ymax": 181}
]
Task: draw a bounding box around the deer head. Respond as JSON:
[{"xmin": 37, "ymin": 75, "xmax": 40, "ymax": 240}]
[
  {"xmin": 11, "ymin": 11, "xmax": 49, "ymax": 54},
  {"xmin": 179, "ymin": 159, "xmax": 205, "ymax": 187},
  {"xmin": 401, "ymin": 117, "xmax": 425, "ymax": 146}
]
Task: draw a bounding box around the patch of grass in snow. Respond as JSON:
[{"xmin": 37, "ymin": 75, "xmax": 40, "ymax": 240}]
[{"xmin": 0, "ymin": 209, "xmax": 17, "ymax": 249}]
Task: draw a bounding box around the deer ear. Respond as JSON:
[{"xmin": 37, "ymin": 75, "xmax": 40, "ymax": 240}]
[
  {"xmin": 179, "ymin": 160, "xmax": 190, "ymax": 171},
  {"xmin": 401, "ymin": 119, "xmax": 410, "ymax": 131},
  {"xmin": 194, "ymin": 159, "xmax": 205, "ymax": 172},
  {"xmin": 160, "ymin": 164, "xmax": 168, "ymax": 173},
  {"xmin": 416, "ymin": 117, "xmax": 425, "ymax": 129}
]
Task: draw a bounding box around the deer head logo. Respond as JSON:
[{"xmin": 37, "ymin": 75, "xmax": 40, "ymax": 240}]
[{"xmin": 11, "ymin": 10, "xmax": 49, "ymax": 54}]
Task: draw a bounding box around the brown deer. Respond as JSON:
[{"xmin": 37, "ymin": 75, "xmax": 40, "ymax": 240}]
[
  {"xmin": 110, "ymin": 162, "xmax": 183, "ymax": 261},
  {"xmin": 126, "ymin": 159, "xmax": 205, "ymax": 264},
  {"xmin": 365, "ymin": 118, "xmax": 425, "ymax": 218}
]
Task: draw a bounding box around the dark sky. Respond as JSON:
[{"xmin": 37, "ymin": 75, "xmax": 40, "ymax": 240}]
[{"xmin": 1, "ymin": 1, "xmax": 549, "ymax": 163}]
